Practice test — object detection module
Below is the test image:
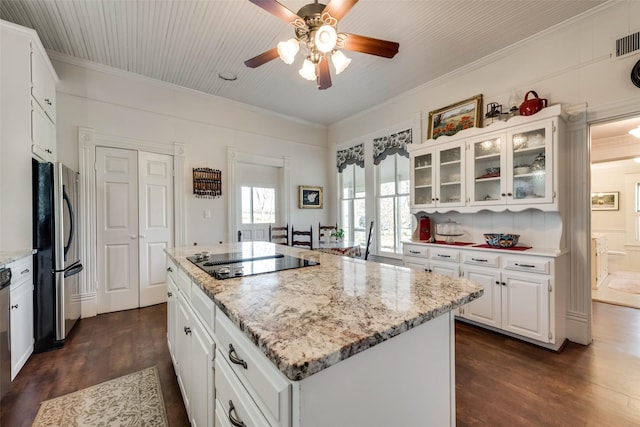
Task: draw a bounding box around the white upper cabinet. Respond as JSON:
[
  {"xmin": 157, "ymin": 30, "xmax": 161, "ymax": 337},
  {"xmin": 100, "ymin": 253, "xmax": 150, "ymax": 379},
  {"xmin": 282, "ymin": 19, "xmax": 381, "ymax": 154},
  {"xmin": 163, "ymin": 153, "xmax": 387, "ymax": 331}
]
[
  {"xmin": 411, "ymin": 104, "xmax": 563, "ymax": 213},
  {"xmin": 31, "ymin": 46, "xmax": 57, "ymax": 123}
]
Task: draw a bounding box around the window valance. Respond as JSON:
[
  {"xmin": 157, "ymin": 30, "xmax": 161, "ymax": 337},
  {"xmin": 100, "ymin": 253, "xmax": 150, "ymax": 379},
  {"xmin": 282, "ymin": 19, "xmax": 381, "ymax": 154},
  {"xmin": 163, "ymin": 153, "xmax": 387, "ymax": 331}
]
[
  {"xmin": 336, "ymin": 143, "xmax": 365, "ymax": 173},
  {"xmin": 373, "ymin": 129, "xmax": 412, "ymax": 165}
]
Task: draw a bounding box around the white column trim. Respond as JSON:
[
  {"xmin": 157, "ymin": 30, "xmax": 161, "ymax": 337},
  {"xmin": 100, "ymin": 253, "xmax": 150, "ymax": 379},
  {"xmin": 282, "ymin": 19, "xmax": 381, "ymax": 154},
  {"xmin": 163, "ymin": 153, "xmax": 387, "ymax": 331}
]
[{"xmin": 77, "ymin": 127, "xmax": 185, "ymax": 317}]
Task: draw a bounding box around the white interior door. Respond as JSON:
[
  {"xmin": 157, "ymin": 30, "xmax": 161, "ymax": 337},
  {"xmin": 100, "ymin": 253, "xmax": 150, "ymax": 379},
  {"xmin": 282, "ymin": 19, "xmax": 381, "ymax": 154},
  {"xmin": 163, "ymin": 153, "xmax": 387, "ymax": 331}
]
[
  {"xmin": 138, "ymin": 151, "xmax": 173, "ymax": 307},
  {"xmin": 96, "ymin": 147, "xmax": 139, "ymax": 313}
]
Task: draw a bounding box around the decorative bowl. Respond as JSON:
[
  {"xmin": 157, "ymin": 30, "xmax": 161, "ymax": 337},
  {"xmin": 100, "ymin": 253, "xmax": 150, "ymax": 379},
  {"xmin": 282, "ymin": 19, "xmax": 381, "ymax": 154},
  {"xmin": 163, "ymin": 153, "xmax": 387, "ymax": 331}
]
[
  {"xmin": 483, "ymin": 233, "xmax": 520, "ymax": 248},
  {"xmin": 485, "ymin": 167, "xmax": 500, "ymax": 175}
]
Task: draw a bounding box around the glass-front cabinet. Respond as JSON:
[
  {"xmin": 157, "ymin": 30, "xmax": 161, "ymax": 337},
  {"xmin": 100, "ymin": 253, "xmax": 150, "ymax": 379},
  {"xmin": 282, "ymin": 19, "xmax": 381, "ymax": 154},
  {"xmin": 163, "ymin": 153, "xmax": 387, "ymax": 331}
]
[
  {"xmin": 411, "ymin": 140, "xmax": 466, "ymax": 210},
  {"xmin": 468, "ymin": 134, "xmax": 507, "ymax": 206}
]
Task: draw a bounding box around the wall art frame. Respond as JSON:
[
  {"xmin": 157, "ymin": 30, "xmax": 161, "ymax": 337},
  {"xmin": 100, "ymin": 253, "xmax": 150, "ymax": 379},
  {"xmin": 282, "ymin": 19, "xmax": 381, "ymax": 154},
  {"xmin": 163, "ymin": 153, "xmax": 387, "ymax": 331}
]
[
  {"xmin": 427, "ymin": 94, "xmax": 483, "ymax": 140},
  {"xmin": 299, "ymin": 185, "xmax": 323, "ymax": 209},
  {"xmin": 591, "ymin": 192, "xmax": 619, "ymax": 211}
]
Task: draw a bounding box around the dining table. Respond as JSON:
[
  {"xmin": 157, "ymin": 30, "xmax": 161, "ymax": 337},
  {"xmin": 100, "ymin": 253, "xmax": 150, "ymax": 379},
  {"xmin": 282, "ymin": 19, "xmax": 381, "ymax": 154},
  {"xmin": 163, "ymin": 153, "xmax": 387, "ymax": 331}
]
[{"xmin": 315, "ymin": 240, "xmax": 362, "ymax": 258}]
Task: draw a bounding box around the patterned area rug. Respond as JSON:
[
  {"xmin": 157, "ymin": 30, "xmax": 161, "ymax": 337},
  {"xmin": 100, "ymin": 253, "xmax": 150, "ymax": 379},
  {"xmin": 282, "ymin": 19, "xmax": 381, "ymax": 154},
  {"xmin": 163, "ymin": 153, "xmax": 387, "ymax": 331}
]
[{"xmin": 32, "ymin": 366, "xmax": 168, "ymax": 427}]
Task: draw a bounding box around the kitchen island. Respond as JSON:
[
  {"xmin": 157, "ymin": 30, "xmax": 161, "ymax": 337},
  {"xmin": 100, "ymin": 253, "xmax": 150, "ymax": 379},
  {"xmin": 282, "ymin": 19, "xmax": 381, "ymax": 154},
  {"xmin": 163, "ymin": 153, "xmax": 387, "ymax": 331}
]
[{"xmin": 166, "ymin": 242, "xmax": 483, "ymax": 427}]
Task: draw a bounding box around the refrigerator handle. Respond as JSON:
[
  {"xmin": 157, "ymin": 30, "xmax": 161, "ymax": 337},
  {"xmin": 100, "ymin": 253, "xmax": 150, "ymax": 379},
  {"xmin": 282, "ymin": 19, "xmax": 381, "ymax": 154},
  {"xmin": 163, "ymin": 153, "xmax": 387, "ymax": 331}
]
[
  {"xmin": 62, "ymin": 184, "xmax": 75, "ymax": 262},
  {"xmin": 64, "ymin": 262, "xmax": 84, "ymax": 278}
]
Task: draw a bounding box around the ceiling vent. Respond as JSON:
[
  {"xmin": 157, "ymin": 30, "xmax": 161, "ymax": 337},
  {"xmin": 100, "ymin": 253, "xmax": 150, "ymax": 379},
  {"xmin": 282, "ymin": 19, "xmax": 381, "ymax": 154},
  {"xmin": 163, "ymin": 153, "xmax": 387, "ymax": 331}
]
[{"xmin": 616, "ymin": 31, "xmax": 640, "ymax": 58}]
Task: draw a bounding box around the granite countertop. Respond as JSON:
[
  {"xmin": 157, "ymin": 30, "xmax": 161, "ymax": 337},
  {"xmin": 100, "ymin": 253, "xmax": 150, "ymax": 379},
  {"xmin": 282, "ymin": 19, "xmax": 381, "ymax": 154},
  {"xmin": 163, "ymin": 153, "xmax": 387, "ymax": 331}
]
[
  {"xmin": 166, "ymin": 242, "xmax": 483, "ymax": 381},
  {"xmin": 0, "ymin": 249, "xmax": 35, "ymax": 268}
]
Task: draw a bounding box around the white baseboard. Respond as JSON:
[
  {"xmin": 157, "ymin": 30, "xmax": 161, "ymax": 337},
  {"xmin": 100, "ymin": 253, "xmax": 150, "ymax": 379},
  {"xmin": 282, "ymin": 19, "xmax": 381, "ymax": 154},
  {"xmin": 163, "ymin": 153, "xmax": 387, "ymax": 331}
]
[
  {"xmin": 79, "ymin": 292, "xmax": 98, "ymax": 318},
  {"xmin": 566, "ymin": 311, "xmax": 590, "ymax": 345}
]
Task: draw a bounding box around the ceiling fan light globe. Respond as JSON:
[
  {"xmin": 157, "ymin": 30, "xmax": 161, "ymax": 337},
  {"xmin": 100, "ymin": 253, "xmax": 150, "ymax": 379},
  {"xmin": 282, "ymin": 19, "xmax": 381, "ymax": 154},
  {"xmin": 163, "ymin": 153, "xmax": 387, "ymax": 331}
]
[
  {"xmin": 277, "ymin": 38, "xmax": 299, "ymax": 64},
  {"xmin": 299, "ymin": 59, "xmax": 317, "ymax": 80},
  {"xmin": 629, "ymin": 126, "xmax": 640, "ymax": 139},
  {"xmin": 315, "ymin": 25, "xmax": 337, "ymax": 53},
  {"xmin": 331, "ymin": 50, "xmax": 351, "ymax": 74}
]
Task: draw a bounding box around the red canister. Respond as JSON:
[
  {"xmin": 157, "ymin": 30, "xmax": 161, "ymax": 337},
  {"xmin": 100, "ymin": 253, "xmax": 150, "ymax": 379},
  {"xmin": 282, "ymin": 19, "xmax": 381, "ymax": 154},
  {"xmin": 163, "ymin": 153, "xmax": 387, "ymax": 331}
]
[{"xmin": 419, "ymin": 217, "xmax": 431, "ymax": 241}]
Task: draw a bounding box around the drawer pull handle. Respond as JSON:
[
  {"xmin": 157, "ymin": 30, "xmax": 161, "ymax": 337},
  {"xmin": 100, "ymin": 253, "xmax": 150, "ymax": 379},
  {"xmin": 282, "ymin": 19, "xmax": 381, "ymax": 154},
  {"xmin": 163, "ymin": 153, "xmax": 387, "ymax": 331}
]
[
  {"xmin": 167, "ymin": 267, "xmax": 173, "ymax": 272},
  {"xmin": 436, "ymin": 254, "xmax": 451, "ymax": 258},
  {"xmin": 228, "ymin": 400, "xmax": 246, "ymax": 427},
  {"xmin": 11, "ymin": 304, "xmax": 18, "ymax": 309},
  {"xmin": 471, "ymin": 258, "xmax": 487, "ymax": 262},
  {"xmin": 515, "ymin": 263, "xmax": 535, "ymax": 268},
  {"xmin": 167, "ymin": 292, "xmax": 173, "ymax": 297},
  {"xmin": 21, "ymin": 268, "xmax": 30, "ymax": 274},
  {"xmin": 409, "ymin": 250, "xmax": 420, "ymax": 254},
  {"xmin": 228, "ymin": 344, "xmax": 248, "ymax": 369},
  {"xmin": 183, "ymin": 326, "xmax": 191, "ymax": 335}
]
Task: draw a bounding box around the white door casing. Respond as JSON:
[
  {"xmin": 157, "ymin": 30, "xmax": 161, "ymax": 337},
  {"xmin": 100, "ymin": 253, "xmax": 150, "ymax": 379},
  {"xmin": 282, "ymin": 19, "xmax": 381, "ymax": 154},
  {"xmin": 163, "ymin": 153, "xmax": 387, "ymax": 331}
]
[
  {"xmin": 96, "ymin": 146, "xmax": 139, "ymax": 313},
  {"xmin": 138, "ymin": 151, "xmax": 174, "ymax": 306}
]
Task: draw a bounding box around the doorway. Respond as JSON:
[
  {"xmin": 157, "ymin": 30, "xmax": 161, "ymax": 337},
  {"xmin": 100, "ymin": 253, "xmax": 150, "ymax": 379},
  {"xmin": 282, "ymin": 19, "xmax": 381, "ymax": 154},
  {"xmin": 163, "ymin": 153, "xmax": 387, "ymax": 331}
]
[
  {"xmin": 590, "ymin": 116, "xmax": 640, "ymax": 309},
  {"xmin": 227, "ymin": 150, "xmax": 290, "ymax": 243},
  {"xmin": 95, "ymin": 146, "xmax": 174, "ymax": 313}
]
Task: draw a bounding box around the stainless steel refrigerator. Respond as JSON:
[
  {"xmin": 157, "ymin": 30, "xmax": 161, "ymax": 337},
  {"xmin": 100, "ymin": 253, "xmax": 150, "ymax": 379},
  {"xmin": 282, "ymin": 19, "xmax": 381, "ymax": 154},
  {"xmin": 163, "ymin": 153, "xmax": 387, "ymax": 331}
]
[{"xmin": 32, "ymin": 159, "xmax": 82, "ymax": 352}]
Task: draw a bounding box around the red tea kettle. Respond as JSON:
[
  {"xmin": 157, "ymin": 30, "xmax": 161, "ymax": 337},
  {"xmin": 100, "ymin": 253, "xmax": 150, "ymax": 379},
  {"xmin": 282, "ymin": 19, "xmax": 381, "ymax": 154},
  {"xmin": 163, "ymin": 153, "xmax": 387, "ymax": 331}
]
[{"xmin": 519, "ymin": 90, "xmax": 548, "ymax": 116}]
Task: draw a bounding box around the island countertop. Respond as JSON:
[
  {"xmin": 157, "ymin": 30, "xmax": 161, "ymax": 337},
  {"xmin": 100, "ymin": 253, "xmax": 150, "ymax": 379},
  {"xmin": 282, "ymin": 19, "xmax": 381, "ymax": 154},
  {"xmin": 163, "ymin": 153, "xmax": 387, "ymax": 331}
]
[{"xmin": 166, "ymin": 242, "xmax": 483, "ymax": 381}]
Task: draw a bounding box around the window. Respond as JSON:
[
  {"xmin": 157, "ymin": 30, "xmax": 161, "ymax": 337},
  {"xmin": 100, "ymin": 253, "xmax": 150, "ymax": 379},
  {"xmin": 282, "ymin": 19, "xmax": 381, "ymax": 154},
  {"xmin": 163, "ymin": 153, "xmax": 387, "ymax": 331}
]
[
  {"xmin": 376, "ymin": 153, "xmax": 411, "ymax": 254},
  {"xmin": 241, "ymin": 186, "xmax": 275, "ymax": 224},
  {"xmin": 340, "ymin": 163, "xmax": 367, "ymax": 245}
]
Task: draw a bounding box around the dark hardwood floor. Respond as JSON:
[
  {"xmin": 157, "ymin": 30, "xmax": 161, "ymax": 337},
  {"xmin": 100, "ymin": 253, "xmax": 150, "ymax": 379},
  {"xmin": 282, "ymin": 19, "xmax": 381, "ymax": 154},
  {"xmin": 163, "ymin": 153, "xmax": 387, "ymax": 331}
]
[{"xmin": 1, "ymin": 301, "xmax": 639, "ymax": 426}]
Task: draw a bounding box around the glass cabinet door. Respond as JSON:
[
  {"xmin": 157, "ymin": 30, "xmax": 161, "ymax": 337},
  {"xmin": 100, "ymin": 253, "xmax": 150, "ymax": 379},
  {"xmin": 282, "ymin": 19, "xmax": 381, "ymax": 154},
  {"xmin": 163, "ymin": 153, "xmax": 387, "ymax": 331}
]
[
  {"xmin": 469, "ymin": 134, "xmax": 506, "ymax": 206},
  {"xmin": 507, "ymin": 121, "xmax": 554, "ymax": 205},
  {"xmin": 412, "ymin": 150, "xmax": 434, "ymax": 207},
  {"xmin": 436, "ymin": 143, "xmax": 465, "ymax": 207}
]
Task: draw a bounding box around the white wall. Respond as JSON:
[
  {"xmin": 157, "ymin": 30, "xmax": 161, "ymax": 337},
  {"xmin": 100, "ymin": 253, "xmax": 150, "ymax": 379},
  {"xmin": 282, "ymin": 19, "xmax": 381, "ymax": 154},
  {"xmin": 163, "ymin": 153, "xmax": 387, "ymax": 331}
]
[
  {"xmin": 591, "ymin": 159, "xmax": 640, "ymax": 273},
  {"xmin": 52, "ymin": 55, "xmax": 333, "ymax": 245}
]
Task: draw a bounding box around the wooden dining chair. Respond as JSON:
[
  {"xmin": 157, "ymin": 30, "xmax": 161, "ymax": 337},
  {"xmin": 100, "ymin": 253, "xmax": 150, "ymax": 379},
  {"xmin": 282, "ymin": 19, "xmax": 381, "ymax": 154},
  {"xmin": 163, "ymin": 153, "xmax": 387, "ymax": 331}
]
[
  {"xmin": 269, "ymin": 223, "xmax": 289, "ymax": 245},
  {"xmin": 364, "ymin": 220, "xmax": 374, "ymax": 260},
  {"xmin": 291, "ymin": 226, "xmax": 313, "ymax": 249},
  {"xmin": 318, "ymin": 222, "xmax": 337, "ymax": 243}
]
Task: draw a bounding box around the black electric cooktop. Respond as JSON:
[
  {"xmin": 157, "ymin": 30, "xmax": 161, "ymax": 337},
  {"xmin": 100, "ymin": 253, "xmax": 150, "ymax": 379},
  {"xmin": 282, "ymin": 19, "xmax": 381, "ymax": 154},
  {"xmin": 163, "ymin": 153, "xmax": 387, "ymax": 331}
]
[{"xmin": 187, "ymin": 252, "xmax": 319, "ymax": 280}]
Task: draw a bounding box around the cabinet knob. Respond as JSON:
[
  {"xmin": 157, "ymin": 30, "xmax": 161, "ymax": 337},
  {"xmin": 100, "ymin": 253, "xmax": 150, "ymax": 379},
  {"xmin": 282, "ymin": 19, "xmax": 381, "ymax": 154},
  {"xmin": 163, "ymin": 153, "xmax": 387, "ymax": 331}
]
[
  {"xmin": 11, "ymin": 304, "xmax": 18, "ymax": 309},
  {"xmin": 167, "ymin": 267, "xmax": 173, "ymax": 272},
  {"xmin": 495, "ymin": 281, "xmax": 500, "ymax": 285},
  {"xmin": 183, "ymin": 326, "xmax": 191, "ymax": 335},
  {"xmin": 228, "ymin": 343, "xmax": 248, "ymax": 369},
  {"xmin": 167, "ymin": 291, "xmax": 173, "ymax": 297},
  {"xmin": 228, "ymin": 400, "xmax": 246, "ymax": 427},
  {"xmin": 501, "ymin": 193, "xmax": 506, "ymax": 197},
  {"xmin": 507, "ymin": 192, "xmax": 513, "ymax": 196}
]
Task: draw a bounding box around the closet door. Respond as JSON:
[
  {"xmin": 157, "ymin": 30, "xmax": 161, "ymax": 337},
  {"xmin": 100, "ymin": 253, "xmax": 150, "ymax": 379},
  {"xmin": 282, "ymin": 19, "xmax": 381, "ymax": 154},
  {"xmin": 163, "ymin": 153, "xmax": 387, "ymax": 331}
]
[
  {"xmin": 138, "ymin": 151, "xmax": 173, "ymax": 307},
  {"xmin": 96, "ymin": 147, "xmax": 139, "ymax": 313}
]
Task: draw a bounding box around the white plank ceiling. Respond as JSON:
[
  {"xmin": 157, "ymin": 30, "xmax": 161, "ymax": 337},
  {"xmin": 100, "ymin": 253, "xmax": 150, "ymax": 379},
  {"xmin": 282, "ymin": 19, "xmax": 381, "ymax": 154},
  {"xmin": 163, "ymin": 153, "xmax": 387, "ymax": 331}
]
[{"xmin": 1, "ymin": 0, "xmax": 608, "ymax": 125}]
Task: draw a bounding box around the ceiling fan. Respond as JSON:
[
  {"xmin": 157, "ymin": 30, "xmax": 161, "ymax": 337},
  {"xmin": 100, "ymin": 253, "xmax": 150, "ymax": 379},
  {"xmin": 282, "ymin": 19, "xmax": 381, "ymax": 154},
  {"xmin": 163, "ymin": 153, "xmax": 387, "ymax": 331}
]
[{"xmin": 244, "ymin": 0, "xmax": 399, "ymax": 90}]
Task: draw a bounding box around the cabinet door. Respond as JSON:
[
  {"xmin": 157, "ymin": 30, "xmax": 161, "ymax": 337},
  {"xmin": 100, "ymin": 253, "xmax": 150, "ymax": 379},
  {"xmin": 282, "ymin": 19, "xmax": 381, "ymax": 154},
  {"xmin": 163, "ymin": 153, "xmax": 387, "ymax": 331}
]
[
  {"xmin": 507, "ymin": 120, "xmax": 554, "ymax": 205},
  {"xmin": 468, "ymin": 133, "xmax": 507, "ymax": 206},
  {"xmin": 166, "ymin": 275, "xmax": 178, "ymax": 367},
  {"xmin": 435, "ymin": 142, "xmax": 466, "ymax": 207},
  {"xmin": 190, "ymin": 316, "xmax": 215, "ymax": 427},
  {"xmin": 31, "ymin": 47, "xmax": 56, "ymax": 122},
  {"xmin": 411, "ymin": 148, "xmax": 436, "ymax": 208},
  {"xmin": 176, "ymin": 295, "xmax": 192, "ymax": 415},
  {"xmin": 462, "ymin": 266, "xmax": 501, "ymax": 328},
  {"xmin": 501, "ymin": 272, "xmax": 550, "ymax": 342},
  {"xmin": 10, "ymin": 281, "xmax": 34, "ymax": 380},
  {"xmin": 31, "ymin": 101, "xmax": 56, "ymax": 162}
]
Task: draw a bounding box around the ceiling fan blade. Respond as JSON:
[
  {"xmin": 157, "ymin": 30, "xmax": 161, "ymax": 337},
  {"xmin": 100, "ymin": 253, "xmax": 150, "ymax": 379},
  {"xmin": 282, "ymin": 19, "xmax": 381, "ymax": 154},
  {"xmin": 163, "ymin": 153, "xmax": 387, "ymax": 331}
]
[
  {"xmin": 341, "ymin": 33, "xmax": 399, "ymax": 58},
  {"xmin": 249, "ymin": 0, "xmax": 301, "ymax": 25},
  {"xmin": 322, "ymin": 0, "xmax": 358, "ymax": 22},
  {"xmin": 244, "ymin": 47, "xmax": 279, "ymax": 68},
  {"xmin": 316, "ymin": 56, "xmax": 332, "ymax": 90}
]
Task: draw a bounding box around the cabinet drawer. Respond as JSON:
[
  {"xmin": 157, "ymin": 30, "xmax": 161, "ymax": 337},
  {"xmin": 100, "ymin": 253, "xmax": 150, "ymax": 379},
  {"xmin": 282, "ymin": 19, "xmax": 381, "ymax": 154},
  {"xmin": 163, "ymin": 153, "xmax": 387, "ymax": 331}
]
[
  {"xmin": 215, "ymin": 356, "xmax": 271, "ymax": 427},
  {"xmin": 463, "ymin": 251, "xmax": 500, "ymax": 268},
  {"xmin": 191, "ymin": 283, "xmax": 214, "ymax": 337},
  {"xmin": 177, "ymin": 268, "xmax": 191, "ymax": 298},
  {"xmin": 404, "ymin": 256, "xmax": 429, "ymax": 270},
  {"xmin": 215, "ymin": 307, "xmax": 290, "ymax": 427},
  {"xmin": 504, "ymin": 257, "xmax": 550, "ymax": 275},
  {"xmin": 8, "ymin": 256, "xmax": 33, "ymax": 286},
  {"xmin": 429, "ymin": 248, "xmax": 460, "ymax": 263},
  {"xmin": 403, "ymin": 244, "xmax": 428, "ymax": 257}
]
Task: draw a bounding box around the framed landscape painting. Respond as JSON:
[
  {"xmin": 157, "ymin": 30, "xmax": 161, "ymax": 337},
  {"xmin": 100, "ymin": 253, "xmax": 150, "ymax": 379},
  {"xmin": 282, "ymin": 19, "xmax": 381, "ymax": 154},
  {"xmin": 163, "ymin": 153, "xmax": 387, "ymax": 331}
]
[
  {"xmin": 591, "ymin": 192, "xmax": 619, "ymax": 211},
  {"xmin": 428, "ymin": 94, "xmax": 483, "ymax": 140}
]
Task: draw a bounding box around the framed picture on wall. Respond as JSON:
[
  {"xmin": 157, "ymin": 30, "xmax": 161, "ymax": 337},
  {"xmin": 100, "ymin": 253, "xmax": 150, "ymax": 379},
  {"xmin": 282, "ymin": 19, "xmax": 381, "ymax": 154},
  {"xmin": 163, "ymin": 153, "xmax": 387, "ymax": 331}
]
[
  {"xmin": 591, "ymin": 192, "xmax": 619, "ymax": 211},
  {"xmin": 299, "ymin": 185, "xmax": 323, "ymax": 209},
  {"xmin": 427, "ymin": 94, "xmax": 483, "ymax": 140}
]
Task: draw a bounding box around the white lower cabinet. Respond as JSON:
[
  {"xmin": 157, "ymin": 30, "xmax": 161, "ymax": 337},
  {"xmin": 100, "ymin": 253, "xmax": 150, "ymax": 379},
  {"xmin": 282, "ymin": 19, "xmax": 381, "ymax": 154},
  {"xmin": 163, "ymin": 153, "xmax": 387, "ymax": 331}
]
[
  {"xmin": 169, "ymin": 263, "xmax": 215, "ymax": 427},
  {"xmin": 9, "ymin": 256, "xmax": 34, "ymax": 380},
  {"xmin": 403, "ymin": 242, "xmax": 565, "ymax": 349}
]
